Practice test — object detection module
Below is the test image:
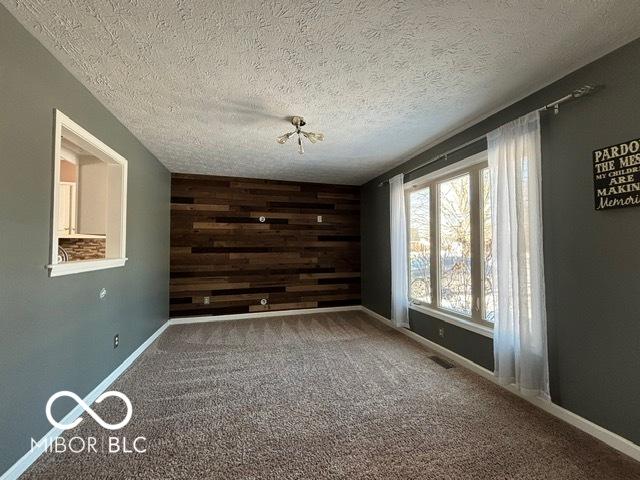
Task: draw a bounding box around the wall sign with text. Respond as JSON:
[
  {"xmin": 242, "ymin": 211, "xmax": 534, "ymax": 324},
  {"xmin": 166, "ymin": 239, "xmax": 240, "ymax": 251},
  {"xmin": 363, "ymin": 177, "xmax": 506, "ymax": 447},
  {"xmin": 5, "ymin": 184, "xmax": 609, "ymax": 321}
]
[{"xmin": 593, "ymin": 138, "xmax": 640, "ymax": 210}]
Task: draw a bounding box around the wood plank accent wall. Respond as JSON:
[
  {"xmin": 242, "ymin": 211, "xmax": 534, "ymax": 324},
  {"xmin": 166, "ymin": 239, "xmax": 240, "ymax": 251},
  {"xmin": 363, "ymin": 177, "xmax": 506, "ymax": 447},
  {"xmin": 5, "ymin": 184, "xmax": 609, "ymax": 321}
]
[{"xmin": 170, "ymin": 173, "xmax": 360, "ymax": 317}]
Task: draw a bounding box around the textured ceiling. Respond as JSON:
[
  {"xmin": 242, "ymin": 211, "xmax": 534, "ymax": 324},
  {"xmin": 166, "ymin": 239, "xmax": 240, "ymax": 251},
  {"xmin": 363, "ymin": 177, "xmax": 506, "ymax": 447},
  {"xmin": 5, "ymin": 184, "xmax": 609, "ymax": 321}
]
[{"xmin": 4, "ymin": 1, "xmax": 640, "ymax": 184}]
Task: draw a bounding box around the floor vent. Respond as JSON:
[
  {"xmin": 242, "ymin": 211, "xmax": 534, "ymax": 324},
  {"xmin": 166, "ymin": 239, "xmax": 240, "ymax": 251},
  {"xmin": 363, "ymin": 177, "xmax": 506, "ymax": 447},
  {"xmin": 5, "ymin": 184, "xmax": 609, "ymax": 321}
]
[{"xmin": 430, "ymin": 355, "xmax": 455, "ymax": 369}]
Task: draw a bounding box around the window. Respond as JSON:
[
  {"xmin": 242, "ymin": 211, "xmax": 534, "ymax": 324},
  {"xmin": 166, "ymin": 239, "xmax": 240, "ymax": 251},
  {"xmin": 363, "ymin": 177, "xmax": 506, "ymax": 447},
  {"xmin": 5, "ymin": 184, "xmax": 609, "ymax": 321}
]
[
  {"xmin": 481, "ymin": 168, "xmax": 495, "ymax": 322},
  {"xmin": 407, "ymin": 151, "xmax": 493, "ymax": 334},
  {"xmin": 48, "ymin": 110, "xmax": 128, "ymax": 277},
  {"xmin": 438, "ymin": 174, "xmax": 472, "ymax": 316},
  {"xmin": 409, "ymin": 187, "xmax": 431, "ymax": 303}
]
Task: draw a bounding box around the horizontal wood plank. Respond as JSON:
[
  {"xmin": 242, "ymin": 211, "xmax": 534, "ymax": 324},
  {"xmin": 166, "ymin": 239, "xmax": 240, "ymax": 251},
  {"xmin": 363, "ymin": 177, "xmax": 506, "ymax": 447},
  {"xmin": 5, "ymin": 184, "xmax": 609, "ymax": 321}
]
[{"xmin": 170, "ymin": 173, "xmax": 360, "ymax": 317}]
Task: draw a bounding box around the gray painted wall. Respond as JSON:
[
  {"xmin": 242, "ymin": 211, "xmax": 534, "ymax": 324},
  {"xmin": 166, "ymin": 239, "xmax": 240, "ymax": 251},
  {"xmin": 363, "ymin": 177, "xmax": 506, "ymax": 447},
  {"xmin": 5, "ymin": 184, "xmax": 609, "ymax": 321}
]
[
  {"xmin": 0, "ymin": 6, "xmax": 170, "ymax": 473},
  {"xmin": 362, "ymin": 38, "xmax": 640, "ymax": 443}
]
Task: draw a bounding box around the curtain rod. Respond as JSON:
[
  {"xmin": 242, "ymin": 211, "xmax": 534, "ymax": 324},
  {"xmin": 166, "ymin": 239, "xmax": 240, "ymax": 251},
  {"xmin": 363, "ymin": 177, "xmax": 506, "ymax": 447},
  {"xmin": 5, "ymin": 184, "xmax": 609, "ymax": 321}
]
[{"xmin": 377, "ymin": 84, "xmax": 598, "ymax": 187}]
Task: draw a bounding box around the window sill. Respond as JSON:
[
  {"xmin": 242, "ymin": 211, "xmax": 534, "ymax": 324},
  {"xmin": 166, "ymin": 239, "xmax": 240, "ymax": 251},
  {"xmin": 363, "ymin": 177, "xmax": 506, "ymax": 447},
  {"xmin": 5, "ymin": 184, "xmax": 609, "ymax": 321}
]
[
  {"xmin": 47, "ymin": 258, "xmax": 127, "ymax": 277},
  {"xmin": 409, "ymin": 303, "xmax": 493, "ymax": 338}
]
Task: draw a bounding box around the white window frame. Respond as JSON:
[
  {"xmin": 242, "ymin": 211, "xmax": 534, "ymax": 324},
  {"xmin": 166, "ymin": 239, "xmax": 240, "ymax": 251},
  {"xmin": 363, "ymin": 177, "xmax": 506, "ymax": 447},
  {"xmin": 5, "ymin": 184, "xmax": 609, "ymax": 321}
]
[
  {"xmin": 48, "ymin": 110, "xmax": 128, "ymax": 277},
  {"xmin": 405, "ymin": 150, "xmax": 493, "ymax": 338}
]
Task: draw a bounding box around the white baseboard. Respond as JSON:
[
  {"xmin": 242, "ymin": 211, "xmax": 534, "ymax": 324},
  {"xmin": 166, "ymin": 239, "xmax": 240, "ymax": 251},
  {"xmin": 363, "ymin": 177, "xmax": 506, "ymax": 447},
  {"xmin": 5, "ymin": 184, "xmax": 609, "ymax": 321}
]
[
  {"xmin": 358, "ymin": 306, "xmax": 640, "ymax": 463},
  {"xmin": 0, "ymin": 321, "xmax": 169, "ymax": 480},
  {"xmin": 169, "ymin": 305, "xmax": 361, "ymax": 325}
]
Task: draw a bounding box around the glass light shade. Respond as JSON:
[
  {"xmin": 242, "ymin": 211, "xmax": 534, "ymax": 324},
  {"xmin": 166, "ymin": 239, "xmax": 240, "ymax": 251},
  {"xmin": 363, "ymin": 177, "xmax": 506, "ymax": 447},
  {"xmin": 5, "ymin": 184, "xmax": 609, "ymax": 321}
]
[
  {"xmin": 276, "ymin": 134, "xmax": 290, "ymax": 144},
  {"xmin": 302, "ymin": 131, "xmax": 325, "ymax": 144}
]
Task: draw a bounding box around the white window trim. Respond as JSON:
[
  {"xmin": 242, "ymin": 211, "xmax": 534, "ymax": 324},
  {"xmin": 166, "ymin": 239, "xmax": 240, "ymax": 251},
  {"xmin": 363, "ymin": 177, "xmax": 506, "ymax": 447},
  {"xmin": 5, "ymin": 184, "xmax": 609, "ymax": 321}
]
[
  {"xmin": 405, "ymin": 150, "xmax": 493, "ymax": 337},
  {"xmin": 48, "ymin": 110, "xmax": 128, "ymax": 277},
  {"xmin": 404, "ymin": 150, "xmax": 487, "ymax": 189}
]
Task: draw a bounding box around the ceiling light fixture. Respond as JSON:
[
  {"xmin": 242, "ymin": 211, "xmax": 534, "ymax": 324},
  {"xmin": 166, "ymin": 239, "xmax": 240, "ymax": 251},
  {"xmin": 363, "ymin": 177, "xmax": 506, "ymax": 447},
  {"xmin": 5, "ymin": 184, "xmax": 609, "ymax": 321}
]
[{"xmin": 276, "ymin": 116, "xmax": 324, "ymax": 154}]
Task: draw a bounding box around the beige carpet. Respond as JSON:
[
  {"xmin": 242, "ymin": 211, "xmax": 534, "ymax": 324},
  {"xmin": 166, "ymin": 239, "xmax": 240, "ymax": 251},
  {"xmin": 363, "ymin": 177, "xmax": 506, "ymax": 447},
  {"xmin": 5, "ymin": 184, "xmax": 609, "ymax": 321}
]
[{"xmin": 24, "ymin": 311, "xmax": 640, "ymax": 479}]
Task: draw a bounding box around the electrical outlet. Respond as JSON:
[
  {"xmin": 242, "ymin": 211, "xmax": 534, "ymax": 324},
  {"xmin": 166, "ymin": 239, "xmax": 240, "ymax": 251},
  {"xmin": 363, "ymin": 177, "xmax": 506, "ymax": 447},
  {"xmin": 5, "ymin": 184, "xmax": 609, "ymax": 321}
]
[
  {"xmin": 438, "ymin": 327, "xmax": 445, "ymax": 338},
  {"xmin": 203, "ymin": 296, "xmax": 210, "ymax": 305},
  {"xmin": 317, "ymin": 215, "xmax": 322, "ymax": 223},
  {"xmin": 113, "ymin": 334, "xmax": 119, "ymax": 349}
]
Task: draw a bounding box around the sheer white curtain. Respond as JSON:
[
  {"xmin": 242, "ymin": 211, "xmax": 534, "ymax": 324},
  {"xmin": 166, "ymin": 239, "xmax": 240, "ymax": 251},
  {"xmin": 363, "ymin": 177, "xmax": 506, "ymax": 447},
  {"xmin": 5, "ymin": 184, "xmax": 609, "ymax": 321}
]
[
  {"xmin": 488, "ymin": 111, "xmax": 550, "ymax": 400},
  {"xmin": 389, "ymin": 173, "xmax": 409, "ymax": 328}
]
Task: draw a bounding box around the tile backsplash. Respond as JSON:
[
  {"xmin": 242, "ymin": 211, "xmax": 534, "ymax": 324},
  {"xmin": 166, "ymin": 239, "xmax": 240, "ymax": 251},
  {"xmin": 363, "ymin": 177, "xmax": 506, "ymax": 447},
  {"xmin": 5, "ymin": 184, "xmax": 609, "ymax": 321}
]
[{"xmin": 58, "ymin": 238, "xmax": 106, "ymax": 261}]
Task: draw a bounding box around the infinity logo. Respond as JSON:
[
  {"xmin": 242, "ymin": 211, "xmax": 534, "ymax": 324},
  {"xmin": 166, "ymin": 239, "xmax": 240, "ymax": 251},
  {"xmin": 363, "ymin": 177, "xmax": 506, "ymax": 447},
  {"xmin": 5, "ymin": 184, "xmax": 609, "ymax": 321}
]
[{"xmin": 46, "ymin": 391, "xmax": 133, "ymax": 431}]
